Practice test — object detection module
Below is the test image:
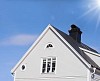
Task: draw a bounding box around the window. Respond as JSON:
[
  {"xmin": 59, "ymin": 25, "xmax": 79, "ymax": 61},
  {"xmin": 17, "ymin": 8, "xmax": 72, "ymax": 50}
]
[
  {"xmin": 46, "ymin": 43, "xmax": 53, "ymax": 49},
  {"xmin": 46, "ymin": 44, "xmax": 53, "ymax": 48},
  {"xmin": 21, "ymin": 64, "xmax": 26, "ymax": 71},
  {"xmin": 42, "ymin": 59, "xmax": 46, "ymax": 73},
  {"xmin": 47, "ymin": 58, "xmax": 51, "ymax": 73},
  {"xmin": 52, "ymin": 58, "xmax": 56, "ymax": 72},
  {"xmin": 41, "ymin": 57, "xmax": 56, "ymax": 73}
]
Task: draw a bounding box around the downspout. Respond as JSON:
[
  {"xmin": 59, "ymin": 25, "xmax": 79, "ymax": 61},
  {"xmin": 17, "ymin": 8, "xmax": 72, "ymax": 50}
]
[{"xmin": 91, "ymin": 68, "xmax": 96, "ymax": 79}]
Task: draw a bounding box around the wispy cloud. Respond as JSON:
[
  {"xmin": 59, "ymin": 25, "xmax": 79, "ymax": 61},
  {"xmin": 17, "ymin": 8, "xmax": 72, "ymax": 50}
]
[{"xmin": 0, "ymin": 34, "xmax": 38, "ymax": 46}]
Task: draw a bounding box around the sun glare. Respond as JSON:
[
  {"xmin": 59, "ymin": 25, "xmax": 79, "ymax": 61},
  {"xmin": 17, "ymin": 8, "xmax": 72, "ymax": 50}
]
[
  {"xmin": 96, "ymin": 0, "xmax": 100, "ymax": 8},
  {"xmin": 80, "ymin": 0, "xmax": 100, "ymax": 31}
]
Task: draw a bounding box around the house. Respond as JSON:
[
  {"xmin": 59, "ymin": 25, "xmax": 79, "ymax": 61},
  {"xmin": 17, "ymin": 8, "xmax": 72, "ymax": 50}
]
[{"xmin": 11, "ymin": 24, "xmax": 100, "ymax": 81}]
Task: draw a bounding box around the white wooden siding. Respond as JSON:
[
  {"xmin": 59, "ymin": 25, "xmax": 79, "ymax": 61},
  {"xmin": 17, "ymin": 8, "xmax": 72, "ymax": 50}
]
[{"xmin": 14, "ymin": 29, "xmax": 88, "ymax": 81}]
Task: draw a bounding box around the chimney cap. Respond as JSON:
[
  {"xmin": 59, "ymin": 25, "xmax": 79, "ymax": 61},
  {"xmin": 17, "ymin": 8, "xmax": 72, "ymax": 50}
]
[
  {"xmin": 69, "ymin": 24, "xmax": 82, "ymax": 33},
  {"xmin": 71, "ymin": 24, "xmax": 79, "ymax": 28}
]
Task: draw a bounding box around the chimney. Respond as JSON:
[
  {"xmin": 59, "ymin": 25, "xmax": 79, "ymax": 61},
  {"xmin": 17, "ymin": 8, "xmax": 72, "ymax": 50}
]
[{"xmin": 68, "ymin": 24, "xmax": 82, "ymax": 43}]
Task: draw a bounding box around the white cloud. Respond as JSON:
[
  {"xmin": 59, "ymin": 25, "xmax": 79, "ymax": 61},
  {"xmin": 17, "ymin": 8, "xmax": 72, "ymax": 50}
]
[{"xmin": 0, "ymin": 34, "xmax": 38, "ymax": 46}]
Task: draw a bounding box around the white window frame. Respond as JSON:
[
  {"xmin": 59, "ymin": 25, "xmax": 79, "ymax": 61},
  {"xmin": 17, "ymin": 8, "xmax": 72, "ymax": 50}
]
[{"xmin": 41, "ymin": 57, "xmax": 56, "ymax": 74}]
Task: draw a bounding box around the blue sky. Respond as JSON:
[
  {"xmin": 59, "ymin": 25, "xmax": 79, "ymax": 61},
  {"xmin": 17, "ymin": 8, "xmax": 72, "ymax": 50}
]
[{"xmin": 0, "ymin": 0, "xmax": 100, "ymax": 81}]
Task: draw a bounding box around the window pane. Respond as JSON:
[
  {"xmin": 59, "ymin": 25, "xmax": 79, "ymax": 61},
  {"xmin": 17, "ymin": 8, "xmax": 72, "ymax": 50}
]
[
  {"xmin": 42, "ymin": 64, "xmax": 46, "ymax": 68},
  {"xmin": 52, "ymin": 68, "xmax": 55, "ymax": 72},
  {"xmin": 42, "ymin": 68, "xmax": 45, "ymax": 73},
  {"xmin": 47, "ymin": 63, "xmax": 51, "ymax": 67},
  {"xmin": 42, "ymin": 58, "xmax": 46, "ymax": 73},
  {"xmin": 52, "ymin": 58, "xmax": 56, "ymax": 72},
  {"xmin": 52, "ymin": 62, "xmax": 56, "ymax": 67},
  {"xmin": 47, "ymin": 58, "xmax": 51, "ymax": 73},
  {"xmin": 43, "ymin": 59, "xmax": 46, "ymax": 62},
  {"xmin": 52, "ymin": 58, "xmax": 56, "ymax": 60},
  {"xmin": 47, "ymin": 68, "xmax": 50, "ymax": 72},
  {"xmin": 48, "ymin": 58, "xmax": 51, "ymax": 61}
]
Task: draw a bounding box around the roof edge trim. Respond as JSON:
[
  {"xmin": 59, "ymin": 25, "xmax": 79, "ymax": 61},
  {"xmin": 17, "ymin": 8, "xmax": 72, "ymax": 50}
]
[
  {"xmin": 11, "ymin": 24, "xmax": 54, "ymax": 74},
  {"xmin": 79, "ymin": 47, "xmax": 100, "ymax": 57}
]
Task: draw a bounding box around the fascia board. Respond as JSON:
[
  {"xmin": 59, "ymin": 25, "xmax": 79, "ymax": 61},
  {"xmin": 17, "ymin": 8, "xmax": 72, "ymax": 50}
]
[{"xmin": 11, "ymin": 24, "xmax": 53, "ymax": 74}]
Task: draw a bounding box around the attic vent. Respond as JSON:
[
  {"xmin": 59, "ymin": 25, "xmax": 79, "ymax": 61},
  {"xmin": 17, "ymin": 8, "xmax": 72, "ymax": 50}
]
[
  {"xmin": 21, "ymin": 64, "xmax": 26, "ymax": 71},
  {"xmin": 46, "ymin": 43, "xmax": 53, "ymax": 48}
]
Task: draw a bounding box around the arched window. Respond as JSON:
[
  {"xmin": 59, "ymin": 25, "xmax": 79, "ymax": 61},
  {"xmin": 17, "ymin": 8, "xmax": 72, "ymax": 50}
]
[{"xmin": 46, "ymin": 44, "xmax": 53, "ymax": 48}]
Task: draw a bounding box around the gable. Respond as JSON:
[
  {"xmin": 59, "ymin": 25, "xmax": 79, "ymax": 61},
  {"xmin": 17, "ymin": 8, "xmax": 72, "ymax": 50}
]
[
  {"xmin": 11, "ymin": 25, "xmax": 87, "ymax": 73},
  {"xmin": 13, "ymin": 26, "xmax": 88, "ymax": 79},
  {"xmin": 11, "ymin": 24, "xmax": 99, "ymax": 76}
]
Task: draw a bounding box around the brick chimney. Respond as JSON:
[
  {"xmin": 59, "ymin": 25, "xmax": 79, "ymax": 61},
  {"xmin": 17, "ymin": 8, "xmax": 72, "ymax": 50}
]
[{"xmin": 68, "ymin": 24, "xmax": 82, "ymax": 43}]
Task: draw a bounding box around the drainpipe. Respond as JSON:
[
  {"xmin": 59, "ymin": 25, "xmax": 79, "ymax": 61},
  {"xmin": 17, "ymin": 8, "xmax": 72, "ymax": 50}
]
[{"xmin": 91, "ymin": 68, "xmax": 96, "ymax": 79}]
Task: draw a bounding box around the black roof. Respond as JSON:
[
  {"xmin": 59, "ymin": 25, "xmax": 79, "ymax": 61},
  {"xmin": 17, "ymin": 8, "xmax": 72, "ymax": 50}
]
[
  {"xmin": 53, "ymin": 26, "xmax": 98, "ymax": 53},
  {"xmin": 53, "ymin": 26, "xmax": 100, "ymax": 71}
]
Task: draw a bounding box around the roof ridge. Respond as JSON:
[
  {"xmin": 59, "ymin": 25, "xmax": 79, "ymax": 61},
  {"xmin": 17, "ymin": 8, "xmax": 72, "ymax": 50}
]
[{"xmin": 53, "ymin": 26, "xmax": 100, "ymax": 70}]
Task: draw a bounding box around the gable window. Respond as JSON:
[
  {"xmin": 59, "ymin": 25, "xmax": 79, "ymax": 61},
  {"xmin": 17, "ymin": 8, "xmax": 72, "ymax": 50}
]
[
  {"xmin": 45, "ymin": 43, "xmax": 54, "ymax": 49},
  {"xmin": 20, "ymin": 64, "xmax": 26, "ymax": 71},
  {"xmin": 41, "ymin": 57, "xmax": 56, "ymax": 74},
  {"xmin": 46, "ymin": 44, "xmax": 53, "ymax": 48},
  {"xmin": 42, "ymin": 59, "xmax": 46, "ymax": 73},
  {"xmin": 52, "ymin": 58, "xmax": 56, "ymax": 72}
]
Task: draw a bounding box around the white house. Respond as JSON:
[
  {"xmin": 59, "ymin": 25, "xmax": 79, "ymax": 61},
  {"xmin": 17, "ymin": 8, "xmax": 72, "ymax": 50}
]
[{"xmin": 11, "ymin": 24, "xmax": 100, "ymax": 81}]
